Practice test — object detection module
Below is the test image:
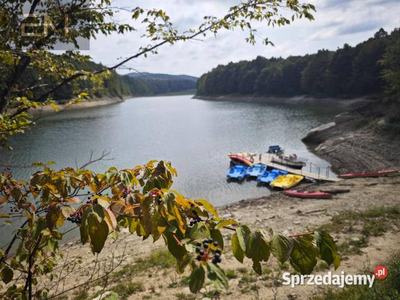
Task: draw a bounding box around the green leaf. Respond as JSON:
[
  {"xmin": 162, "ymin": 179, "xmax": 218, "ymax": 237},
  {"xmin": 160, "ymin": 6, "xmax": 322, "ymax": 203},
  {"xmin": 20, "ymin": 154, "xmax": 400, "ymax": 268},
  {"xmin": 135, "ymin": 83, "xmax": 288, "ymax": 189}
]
[
  {"xmin": 189, "ymin": 222, "xmax": 208, "ymax": 241},
  {"xmin": 231, "ymin": 233, "xmax": 244, "ymax": 263},
  {"xmin": 92, "ymin": 204, "xmax": 105, "ymax": 222},
  {"xmin": 1, "ymin": 266, "xmax": 13, "ymax": 284},
  {"xmin": 177, "ymin": 253, "xmax": 193, "ymax": 274},
  {"xmin": 270, "ymin": 234, "xmax": 293, "ymax": 264},
  {"xmin": 210, "ymin": 228, "xmax": 224, "ymax": 250},
  {"xmin": 163, "ymin": 230, "xmax": 187, "ymax": 260},
  {"xmin": 252, "ymin": 260, "xmax": 262, "ymax": 275},
  {"xmin": 247, "ymin": 231, "xmax": 270, "ymax": 262},
  {"xmin": 88, "ymin": 213, "xmax": 109, "ymax": 254},
  {"xmin": 189, "ymin": 265, "xmax": 205, "ymax": 293},
  {"xmin": 236, "ymin": 225, "xmax": 250, "ymax": 252},
  {"xmin": 207, "ymin": 263, "xmax": 229, "ymax": 290},
  {"xmin": 289, "ymin": 237, "xmax": 318, "ymax": 275},
  {"xmin": 315, "ymin": 230, "xmax": 340, "ymax": 269}
]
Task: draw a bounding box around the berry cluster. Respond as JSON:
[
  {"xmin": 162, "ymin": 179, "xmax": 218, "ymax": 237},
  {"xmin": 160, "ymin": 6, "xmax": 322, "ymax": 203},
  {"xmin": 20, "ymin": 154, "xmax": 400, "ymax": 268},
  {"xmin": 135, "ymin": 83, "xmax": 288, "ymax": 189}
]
[
  {"xmin": 10, "ymin": 206, "xmax": 21, "ymax": 213},
  {"xmin": 86, "ymin": 191, "xmax": 99, "ymax": 204},
  {"xmin": 189, "ymin": 207, "xmax": 202, "ymax": 227},
  {"xmin": 195, "ymin": 238, "xmax": 222, "ymax": 264},
  {"xmin": 67, "ymin": 211, "xmax": 82, "ymax": 224}
]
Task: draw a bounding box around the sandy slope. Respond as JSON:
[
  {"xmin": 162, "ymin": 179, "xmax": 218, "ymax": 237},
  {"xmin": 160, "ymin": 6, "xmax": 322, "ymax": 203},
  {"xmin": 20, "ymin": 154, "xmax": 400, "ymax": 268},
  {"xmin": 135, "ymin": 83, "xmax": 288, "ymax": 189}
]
[{"xmin": 45, "ymin": 175, "xmax": 400, "ymax": 300}]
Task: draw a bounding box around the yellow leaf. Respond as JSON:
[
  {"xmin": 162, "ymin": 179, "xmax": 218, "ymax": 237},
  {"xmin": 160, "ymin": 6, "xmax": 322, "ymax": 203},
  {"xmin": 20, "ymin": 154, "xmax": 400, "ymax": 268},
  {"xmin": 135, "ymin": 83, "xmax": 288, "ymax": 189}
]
[
  {"xmin": 173, "ymin": 205, "xmax": 185, "ymax": 234},
  {"xmin": 65, "ymin": 197, "xmax": 81, "ymax": 203},
  {"xmin": 0, "ymin": 197, "xmax": 7, "ymax": 204},
  {"xmin": 105, "ymin": 207, "xmax": 117, "ymax": 230},
  {"xmin": 195, "ymin": 199, "xmax": 219, "ymax": 217},
  {"xmin": 0, "ymin": 214, "xmax": 10, "ymax": 218},
  {"xmin": 50, "ymin": 103, "xmax": 59, "ymax": 113},
  {"xmin": 215, "ymin": 219, "xmax": 238, "ymax": 230}
]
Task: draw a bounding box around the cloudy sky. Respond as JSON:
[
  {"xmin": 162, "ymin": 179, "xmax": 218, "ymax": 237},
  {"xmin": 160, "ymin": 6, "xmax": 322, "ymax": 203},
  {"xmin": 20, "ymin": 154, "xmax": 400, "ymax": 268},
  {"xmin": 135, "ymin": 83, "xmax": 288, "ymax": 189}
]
[{"xmin": 87, "ymin": 0, "xmax": 400, "ymax": 77}]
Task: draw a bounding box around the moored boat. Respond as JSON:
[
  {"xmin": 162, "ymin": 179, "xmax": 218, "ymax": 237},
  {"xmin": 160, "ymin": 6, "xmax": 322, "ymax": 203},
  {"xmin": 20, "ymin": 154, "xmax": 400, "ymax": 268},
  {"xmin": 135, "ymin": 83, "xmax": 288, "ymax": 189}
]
[
  {"xmin": 283, "ymin": 190, "xmax": 333, "ymax": 199},
  {"xmin": 339, "ymin": 170, "xmax": 398, "ymax": 179},
  {"xmin": 257, "ymin": 169, "xmax": 288, "ymax": 184},
  {"xmin": 228, "ymin": 153, "xmax": 254, "ymax": 166},
  {"xmin": 267, "ymin": 145, "xmax": 283, "ymax": 155},
  {"xmin": 270, "ymin": 174, "xmax": 304, "ymax": 189},
  {"xmin": 271, "ymin": 154, "xmax": 306, "ymax": 170},
  {"xmin": 227, "ymin": 165, "xmax": 248, "ymax": 180},
  {"xmin": 246, "ymin": 163, "xmax": 267, "ymax": 178}
]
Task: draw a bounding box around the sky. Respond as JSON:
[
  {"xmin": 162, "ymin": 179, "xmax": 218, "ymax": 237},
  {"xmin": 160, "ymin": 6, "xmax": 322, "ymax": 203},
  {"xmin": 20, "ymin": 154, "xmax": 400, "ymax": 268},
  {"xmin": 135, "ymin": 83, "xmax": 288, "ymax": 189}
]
[{"xmin": 87, "ymin": 0, "xmax": 400, "ymax": 77}]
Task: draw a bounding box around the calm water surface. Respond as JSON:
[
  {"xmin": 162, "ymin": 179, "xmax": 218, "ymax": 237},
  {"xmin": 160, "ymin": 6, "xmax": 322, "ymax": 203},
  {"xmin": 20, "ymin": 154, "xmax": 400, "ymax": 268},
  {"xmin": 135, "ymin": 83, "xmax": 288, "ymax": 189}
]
[{"xmin": 0, "ymin": 95, "xmax": 339, "ymax": 243}]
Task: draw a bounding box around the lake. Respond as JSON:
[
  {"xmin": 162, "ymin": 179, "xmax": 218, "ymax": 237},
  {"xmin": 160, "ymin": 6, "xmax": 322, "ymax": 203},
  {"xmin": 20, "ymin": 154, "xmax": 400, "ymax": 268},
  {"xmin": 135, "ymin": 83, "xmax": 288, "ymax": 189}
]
[{"xmin": 0, "ymin": 95, "xmax": 339, "ymax": 243}]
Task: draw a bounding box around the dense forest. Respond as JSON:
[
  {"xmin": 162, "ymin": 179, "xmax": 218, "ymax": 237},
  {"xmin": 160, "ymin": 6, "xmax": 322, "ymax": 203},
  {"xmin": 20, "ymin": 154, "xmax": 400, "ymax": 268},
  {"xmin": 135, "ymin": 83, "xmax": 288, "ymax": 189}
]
[
  {"xmin": 197, "ymin": 28, "xmax": 400, "ymax": 98},
  {"xmin": 55, "ymin": 62, "xmax": 197, "ymax": 101},
  {"xmin": 1, "ymin": 58, "xmax": 197, "ymax": 103}
]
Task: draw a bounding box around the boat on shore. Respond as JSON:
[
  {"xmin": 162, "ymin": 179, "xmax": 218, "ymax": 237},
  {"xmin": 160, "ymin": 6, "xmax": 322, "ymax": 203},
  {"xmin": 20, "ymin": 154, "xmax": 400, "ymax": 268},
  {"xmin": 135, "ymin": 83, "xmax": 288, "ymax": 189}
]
[
  {"xmin": 339, "ymin": 170, "xmax": 398, "ymax": 179},
  {"xmin": 270, "ymin": 174, "xmax": 304, "ymax": 189},
  {"xmin": 246, "ymin": 163, "xmax": 267, "ymax": 178},
  {"xmin": 227, "ymin": 165, "xmax": 248, "ymax": 180},
  {"xmin": 283, "ymin": 190, "xmax": 333, "ymax": 199}
]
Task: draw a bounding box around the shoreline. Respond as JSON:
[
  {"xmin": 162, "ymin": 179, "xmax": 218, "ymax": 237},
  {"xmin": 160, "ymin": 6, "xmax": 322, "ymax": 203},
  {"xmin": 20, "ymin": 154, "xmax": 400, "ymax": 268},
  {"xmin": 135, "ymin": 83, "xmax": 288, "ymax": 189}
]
[
  {"xmin": 194, "ymin": 95, "xmax": 373, "ymax": 110},
  {"xmin": 26, "ymin": 97, "xmax": 129, "ymax": 117},
  {"xmin": 302, "ymin": 98, "xmax": 400, "ymax": 174}
]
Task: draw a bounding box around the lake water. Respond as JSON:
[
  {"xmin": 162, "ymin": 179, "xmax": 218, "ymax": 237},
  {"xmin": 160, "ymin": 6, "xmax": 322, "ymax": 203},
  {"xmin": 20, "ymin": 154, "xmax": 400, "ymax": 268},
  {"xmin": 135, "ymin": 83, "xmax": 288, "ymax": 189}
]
[{"xmin": 0, "ymin": 95, "xmax": 339, "ymax": 243}]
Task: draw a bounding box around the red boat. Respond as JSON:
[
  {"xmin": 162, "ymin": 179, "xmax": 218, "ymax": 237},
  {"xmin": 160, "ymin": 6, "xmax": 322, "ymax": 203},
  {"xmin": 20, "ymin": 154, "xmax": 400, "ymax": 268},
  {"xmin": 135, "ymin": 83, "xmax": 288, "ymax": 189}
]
[
  {"xmin": 339, "ymin": 170, "xmax": 398, "ymax": 179},
  {"xmin": 228, "ymin": 154, "xmax": 254, "ymax": 166},
  {"xmin": 284, "ymin": 190, "xmax": 333, "ymax": 199}
]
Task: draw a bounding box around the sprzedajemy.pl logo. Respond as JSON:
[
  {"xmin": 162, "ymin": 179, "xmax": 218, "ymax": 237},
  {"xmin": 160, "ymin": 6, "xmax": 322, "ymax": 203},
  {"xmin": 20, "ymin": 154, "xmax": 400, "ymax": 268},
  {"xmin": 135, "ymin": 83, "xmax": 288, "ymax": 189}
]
[{"xmin": 282, "ymin": 266, "xmax": 388, "ymax": 288}]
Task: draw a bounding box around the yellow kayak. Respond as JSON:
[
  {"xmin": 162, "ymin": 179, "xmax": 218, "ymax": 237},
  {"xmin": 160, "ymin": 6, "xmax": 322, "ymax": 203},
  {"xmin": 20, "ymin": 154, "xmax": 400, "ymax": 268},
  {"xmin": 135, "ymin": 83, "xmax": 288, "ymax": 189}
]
[{"xmin": 270, "ymin": 174, "xmax": 304, "ymax": 189}]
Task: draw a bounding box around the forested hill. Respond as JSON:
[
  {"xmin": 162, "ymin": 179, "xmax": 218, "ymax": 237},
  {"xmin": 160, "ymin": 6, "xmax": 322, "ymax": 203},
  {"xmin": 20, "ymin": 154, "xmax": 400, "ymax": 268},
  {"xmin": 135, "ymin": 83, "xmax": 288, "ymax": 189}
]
[
  {"xmin": 55, "ymin": 65, "xmax": 197, "ymax": 101},
  {"xmin": 197, "ymin": 28, "xmax": 400, "ymax": 98},
  {"xmin": 7, "ymin": 58, "xmax": 198, "ymax": 102},
  {"xmin": 126, "ymin": 72, "xmax": 198, "ymax": 82}
]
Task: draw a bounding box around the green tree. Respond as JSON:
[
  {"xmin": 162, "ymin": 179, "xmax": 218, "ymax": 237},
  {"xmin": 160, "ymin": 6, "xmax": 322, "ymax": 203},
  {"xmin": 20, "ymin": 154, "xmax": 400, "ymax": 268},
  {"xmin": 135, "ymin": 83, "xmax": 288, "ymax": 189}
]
[
  {"xmin": 0, "ymin": 1, "xmax": 339, "ymax": 299},
  {"xmin": 381, "ymin": 28, "xmax": 400, "ymax": 97}
]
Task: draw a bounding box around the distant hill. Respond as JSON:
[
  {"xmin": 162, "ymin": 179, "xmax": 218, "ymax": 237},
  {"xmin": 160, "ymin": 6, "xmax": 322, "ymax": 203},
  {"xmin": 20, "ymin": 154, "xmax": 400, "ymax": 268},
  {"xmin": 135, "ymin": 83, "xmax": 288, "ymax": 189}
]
[
  {"xmin": 4, "ymin": 55, "xmax": 198, "ymax": 102},
  {"xmin": 126, "ymin": 72, "xmax": 198, "ymax": 82}
]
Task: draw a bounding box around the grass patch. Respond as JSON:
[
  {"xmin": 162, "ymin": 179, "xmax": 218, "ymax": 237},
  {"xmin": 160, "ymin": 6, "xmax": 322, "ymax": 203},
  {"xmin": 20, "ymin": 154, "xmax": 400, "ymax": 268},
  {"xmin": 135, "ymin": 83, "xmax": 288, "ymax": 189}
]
[
  {"xmin": 202, "ymin": 290, "xmax": 221, "ymax": 298},
  {"xmin": 314, "ymin": 261, "xmax": 330, "ymax": 272},
  {"xmin": 136, "ymin": 248, "xmax": 176, "ymax": 269},
  {"xmin": 312, "ymin": 252, "xmax": 400, "ymax": 300},
  {"xmin": 226, "ymin": 269, "xmax": 238, "ymax": 279},
  {"xmin": 113, "ymin": 248, "xmax": 176, "ymax": 281},
  {"xmin": 321, "ymin": 205, "xmax": 400, "ymax": 235},
  {"xmin": 175, "ymin": 292, "xmax": 196, "ymax": 300},
  {"xmin": 72, "ymin": 289, "xmax": 89, "ymax": 300},
  {"xmin": 237, "ymin": 267, "xmax": 248, "ymax": 274},
  {"xmin": 319, "ymin": 205, "xmax": 400, "ymax": 258},
  {"xmin": 110, "ymin": 282, "xmax": 144, "ymax": 300},
  {"xmin": 338, "ymin": 236, "xmax": 368, "ymax": 256}
]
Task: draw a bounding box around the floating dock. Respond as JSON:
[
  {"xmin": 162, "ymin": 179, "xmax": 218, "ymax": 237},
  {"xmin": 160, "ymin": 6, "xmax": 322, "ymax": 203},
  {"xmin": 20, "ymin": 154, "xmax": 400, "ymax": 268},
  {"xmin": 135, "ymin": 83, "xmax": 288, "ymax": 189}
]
[{"xmin": 229, "ymin": 153, "xmax": 342, "ymax": 182}]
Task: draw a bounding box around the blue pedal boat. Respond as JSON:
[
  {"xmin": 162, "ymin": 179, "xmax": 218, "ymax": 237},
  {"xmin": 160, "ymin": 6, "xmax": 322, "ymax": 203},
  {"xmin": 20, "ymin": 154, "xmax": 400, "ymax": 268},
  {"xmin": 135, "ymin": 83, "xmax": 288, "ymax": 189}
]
[
  {"xmin": 246, "ymin": 163, "xmax": 267, "ymax": 178},
  {"xmin": 257, "ymin": 169, "xmax": 288, "ymax": 184},
  {"xmin": 227, "ymin": 165, "xmax": 248, "ymax": 180}
]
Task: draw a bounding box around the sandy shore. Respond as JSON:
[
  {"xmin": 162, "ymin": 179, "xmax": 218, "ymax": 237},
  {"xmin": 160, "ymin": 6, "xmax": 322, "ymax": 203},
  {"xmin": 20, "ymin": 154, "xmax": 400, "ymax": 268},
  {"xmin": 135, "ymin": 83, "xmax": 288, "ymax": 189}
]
[
  {"xmin": 26, "ymin": 97, "xmax": 127, "ymax": 117},
  {"xmin": 194, "ymin": 95, "xmax": 372, "ymax": 110},
  {"xmin": 45, "ymin": 175, "xmax": 400, "ymax": 300}
]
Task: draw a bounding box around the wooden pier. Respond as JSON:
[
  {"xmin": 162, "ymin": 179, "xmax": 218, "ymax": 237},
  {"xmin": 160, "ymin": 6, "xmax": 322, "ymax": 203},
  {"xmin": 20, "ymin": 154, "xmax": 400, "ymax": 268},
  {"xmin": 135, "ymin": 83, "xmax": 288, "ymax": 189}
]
[{"xmin": 229, "ymin": 153, "xmax": 342, "ymax": 182}]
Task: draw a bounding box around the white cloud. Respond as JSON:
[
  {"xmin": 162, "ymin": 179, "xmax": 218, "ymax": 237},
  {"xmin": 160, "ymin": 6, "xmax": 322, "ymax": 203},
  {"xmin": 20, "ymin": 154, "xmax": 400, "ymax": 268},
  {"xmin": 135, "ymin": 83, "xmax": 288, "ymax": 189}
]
[{"xmin": 86, "ymin": 0, "xmax": 400, "ymax": 77}]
